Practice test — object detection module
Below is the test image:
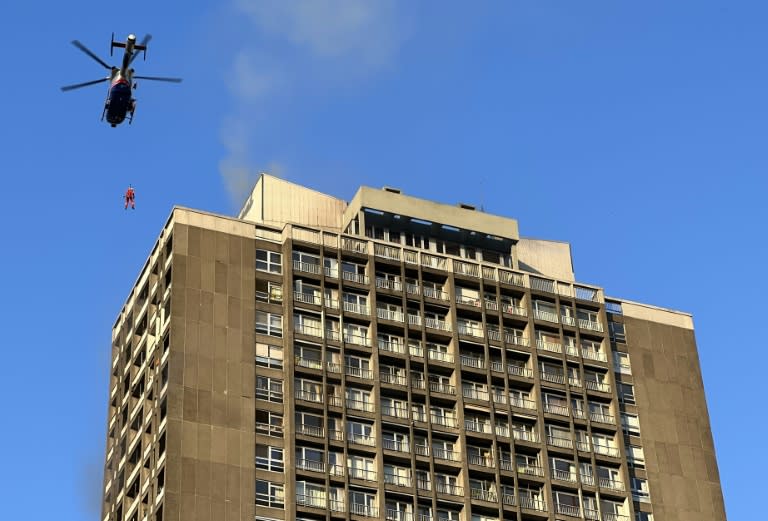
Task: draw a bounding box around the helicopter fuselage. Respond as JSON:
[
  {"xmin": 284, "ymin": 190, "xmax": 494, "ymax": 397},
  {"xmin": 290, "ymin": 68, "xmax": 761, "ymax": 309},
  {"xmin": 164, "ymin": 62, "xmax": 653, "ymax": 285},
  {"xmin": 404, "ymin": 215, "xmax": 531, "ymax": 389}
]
[{"xmin": 104, "ymin": 70, "xmax": 134, "ymax": 127}]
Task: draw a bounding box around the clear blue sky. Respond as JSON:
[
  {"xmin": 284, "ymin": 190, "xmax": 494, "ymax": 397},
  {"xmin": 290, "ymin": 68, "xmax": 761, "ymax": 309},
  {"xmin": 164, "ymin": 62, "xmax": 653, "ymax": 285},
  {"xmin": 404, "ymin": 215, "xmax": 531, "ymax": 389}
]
[{"xmin": 1, "ymin": 1, "xmax": 763, "ymax": 519}]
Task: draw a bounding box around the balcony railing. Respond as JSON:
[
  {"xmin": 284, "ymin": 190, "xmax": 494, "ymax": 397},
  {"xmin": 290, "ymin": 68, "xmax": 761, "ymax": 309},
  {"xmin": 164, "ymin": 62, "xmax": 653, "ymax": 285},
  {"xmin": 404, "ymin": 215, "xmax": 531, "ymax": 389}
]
[
  {"xmin": 435, "ymin": 483, "xmax": 463, "ymax": 496},
  {"xmin": 348, "ymin": 433, "xmax": 376, "ymax": 446},
  {"xmin": 345, "ymin": 366, "xmax": 374, "ymax": 379},
  {"xmin": 505, "ymin": 335, "xmax": 530, "ymax": 347},
  {"xmin": 589, "ymin": 412, "xmax": 615, "ymax": 424},
  {"xmin": 495, "ymin": 424, "xmax": 510, "ymax": 437},
  {"xmin": 470, "ymin": 489, "xmax": 497, "ymax": 502},
  {"xmin": 349, "ymin": 467, "xmax": 377, "ymax": 481},
  {"xmin": 454, "ymin": 260, "xmax": 480, "ymax": 277},
  {"xmin": 537, "ymin": 339, "xmax": 563, "ymax": 354},
  {"xmin": 296, "ymin": 424, "xmax": 324, "ymax": 438},
  {"xmin": 572, "ymin": 408, "xmax": 586, "ymax": 420},
  {"xmin": 425, "ymin": 317, "xmax": 450, "ymax": 331},
  {"xmin": 346, "ymin": 398, "xmax": 375, "ymax": 412},
  {"xmin": 328, "ymin": 429, "xmax": 344, "ymax": 441},
  {"xmin": 378, "ymin": 339, "xmax": 406, "ymax": 354},
  {"xmin": 502, "ymin": 493, "xmax": 516, "ymax": 506},
  {"xmin": 579, "ymin": 319, "xmax": 604, "ymax": 332},
  {"xmin": 582, "ymin": 349, "xmax": 608, "ymax": 362},
  {"xmin": 382, "ymin": 438, "xmax": 410, "ymax": 453},
  {"xmin": 576, "ymin": 440, "xmax": 591, "ymax": 452},
  {"xmin": 414, "ymin": 444, "xmax": 430, "ymax": 457},
  {"xmin": 569, "ymin": 376, "xmax": 582, "ymax": 388},
  {"xmin": 485, "ymin": 299, "xmax": 499, "ymax": 311},
  {"xmin": 377, "ymin": 308, "xmax": 405, "ymax": 322},
  {"xmin": 384, "ymin": 474, "xmax": 412, "ymax": 487},
  {"xmin": 376, "ymin": 277, "xmax": 402, "ymax": 291},
  {"xmin": 508, "ymin": 364, "xmax": 533, "ymax": 378},
  {"xmin": 295, "ymin": 323, "xmax": 323, "ymax": 338},
  {"xmin": 294, "ymin": 291, "xmax": 322, "ymax": 305},
  {"xmin": 460, "ymin": 355, "xmax": 486, "ymax": 369},
  {"xmin": 343, "ymin": 333, "xmax": 371, "ymax": 346},
  {"xmin": 324, "ymin": 266, "xmax": 338, "ymax": 278},
  {"xmin": 456, "ymin": 294, "xmax": 482, "ymax": 307},
  {"xmin": 405, "ymin": 282, "xmax": 420, "ymax": 295},
  {"xmin": 325, "ymin": 329, "xmax": 340, "ymax": 341},
  {"xmin": 342, "ymin": 271, "xmax": 369, "ymax": 284},
  {"xmin": 293, "ymin": 260, "xmax": 321, "ymax": 274},
  {"xmin": 602, "ymin": 513, "xmax": 630, "ymax": 521},
  {"xmin": 296, "ymin": 493, "xmax": 326, "ymax": 508},
  {"xmin": 342, "ymin": 237, "xmax": 368, "ymax": 254},
  {"xmin": 520, "ymin": 497, "xmax": 547, "ymax": 511},
  {"xmin": 556, "ymin": 503, "xmax": 581, "ymax": 517},
  {"xmin": 510, "ymin": 397, "xmax": 537, "ymax": 410},
  {"xmin": 295, "ymin": 390, "xmax": 323, "ymax": 403},
  {"xmin": 416, "ymin": 479, "xmax": 431, "ymax": 491},
  {"xmin": 343, "ymin": 301, "xmax": 370, "ymax": 315},
  {"xmin": 432, "ymin": 448, "xmax": 459, "ymax": 461},
  {"xmin": 431, "ymin": 414, "xmax": 458, "ymax": 428},
  {"xmin": 327, "ymin": 395, "xmax": 343, "ymax": 407},
  {"xmin": 385, "ymin": 509, "xmax": 413, "ymax": 521},
  {"xmin": 412, "ymin": 378, "xmax": 426, "ymax": 390},
  {"xmin": 599, "ymin": 478, "xmax": 625, "ymax": 491},
  {"xmin": 349, "ymin": 503, "xmax": 378, "ymax": 518},
  {"xmin": 374, "ymin": 243, "xmax": 401, "ymax": 260},
  {"xmin": 585, "ymin": 380, "xmax": 611, "ymax": 392},
  {"xmin": 534, "ymin": 309, "xmax": 559, "ymax": 323},
  {"xmin": 468, "ymin": 455, "xmax": 495, "ymax": 467},
  {"xmin": 540, "ymin": 371, "xmax": 565, "ymax": 384},
  {"xmin": 543, "ymin": 403, "xmax": 570, "ymax": 416},
  {"xmin": 517, "ymin": 463, "xmax": 545, "ymax": 477},
  {"xmin": 429, "ymin": 381, "xmax": 456, "ymax": 394},
  {"xmin": 296, "ymin": 458, "xmax": 326, "ymax": 473},
  {"xmin": 547, "ymin": 435, "xmax": 574, "ymax": 449},
  {"xmin": 561, "ymin": 315, "xmax": 576, "ymax": 326},
  {"xmin": 380, "ymin": 372, "xmax": 408, "ymax": 386},
  {"xmin": 295, "ymin": 356, "xmax": 323, "ymax": 370},
  {"xmin": 326, "ymin": 361, "xmax": 342, "ymax": 373},
  {"xmin": 580, "ymin": 473, "xmax": 595, "ymax": 486},
  {"xmin": 593, "ymin": 444, "xmax": 620, "ymax": 457},
  {"xmin": 329, "ymin": 499, "xmax": 345, "ymax": 512},
  {"xmin": 428, "ymin": 350, "xmax": 454, "ymax": 363},
  {"xmin": 503, "ymin": 304, "xmax": 527, "ymax": 317},
  {"xmin": 423, "ymin": 287, "xmax": 449, "ymax": 301},
  {"xmin": 512, "ymin": 428, "xmax": 539, "ymax": 443},
  {"xmin": 407, "ymin": 314, "xmax": 422, "ymax": 326},
  {"xmin": 421, "ymin": 253, "xmax": 447, "ymax": 270},
  {"xmin": 464, "ymin": 420, "xmax": 492, "ymax": 433},
  {"xmin": 463, "ymin": 388, "xmax": 490, "ymax": 401},
  {"xmin": 551, "ymin": 468, "xmax": 577, "ymax": 482},
  {"xmin": 500, "ymin": 270, "xmax": 526, "ymax": 287},
  {"xmin": 457, "ymin": 324, "xmax": 483, "ymax": 337},
  {"xmin": 382, "ymin": 405, "xmax": 410, "ymax": 419}
]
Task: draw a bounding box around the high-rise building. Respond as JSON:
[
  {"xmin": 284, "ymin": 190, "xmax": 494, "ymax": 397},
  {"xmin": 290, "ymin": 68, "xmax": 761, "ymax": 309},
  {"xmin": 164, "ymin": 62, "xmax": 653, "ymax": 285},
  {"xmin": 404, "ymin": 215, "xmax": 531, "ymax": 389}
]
[{"xmin": 101, "ymin": 175, "xmax": 726, "ymax": 521}]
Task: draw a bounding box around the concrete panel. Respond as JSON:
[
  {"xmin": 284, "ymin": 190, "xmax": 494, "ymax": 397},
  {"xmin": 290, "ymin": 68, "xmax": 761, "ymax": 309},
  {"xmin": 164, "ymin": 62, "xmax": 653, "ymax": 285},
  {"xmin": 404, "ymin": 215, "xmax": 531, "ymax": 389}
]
[{"xmin": 516, "ymin": 238, "xmax": 574, "ymax": 281}]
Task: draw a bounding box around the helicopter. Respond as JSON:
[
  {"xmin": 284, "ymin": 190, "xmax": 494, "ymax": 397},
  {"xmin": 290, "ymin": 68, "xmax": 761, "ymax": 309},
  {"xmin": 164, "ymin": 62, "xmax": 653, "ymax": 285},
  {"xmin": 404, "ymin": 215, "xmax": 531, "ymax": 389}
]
[{"xmin": 61, "ymin": 34, "xmax": 182, "ymax": 127}]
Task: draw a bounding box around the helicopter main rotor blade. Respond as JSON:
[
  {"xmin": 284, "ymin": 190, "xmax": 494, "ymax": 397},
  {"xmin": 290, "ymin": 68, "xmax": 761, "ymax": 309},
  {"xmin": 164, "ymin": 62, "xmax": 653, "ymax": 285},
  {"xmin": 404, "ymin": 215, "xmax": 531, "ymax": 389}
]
[
  {"xmin": 71, "ymin": 40, "xmax": 112, "ymax": 70},
  {"xmin": 129, "ymin": 34, "xmax": 153, "ymax": 65},
  {"xmin": 60, "ymin": 77, "xmax": 109, "ymax": 92},
  {"xmin": 133, "ymin": 75, "xmax": 182, "ymax": 83}
]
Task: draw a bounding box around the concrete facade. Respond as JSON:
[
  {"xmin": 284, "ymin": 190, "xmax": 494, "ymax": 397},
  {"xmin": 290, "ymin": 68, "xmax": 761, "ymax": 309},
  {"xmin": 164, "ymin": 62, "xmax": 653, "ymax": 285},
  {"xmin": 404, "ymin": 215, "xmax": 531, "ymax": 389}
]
[{"xmin": 100, "ymin": 178, "xmax": 725, "ymax": 521}]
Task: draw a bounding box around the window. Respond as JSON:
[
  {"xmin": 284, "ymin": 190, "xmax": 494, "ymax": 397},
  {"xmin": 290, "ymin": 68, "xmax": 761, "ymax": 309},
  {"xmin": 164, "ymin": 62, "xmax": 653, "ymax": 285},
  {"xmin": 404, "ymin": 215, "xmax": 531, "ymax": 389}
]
[
  {"xmin": 255, "ymin": 479, "xmax": 284, "ymax": 508},
  {"xmin": 255, "ymin": 377, "xmax": 283, "ymax": 403},
  {"xmin": 296, "ymin": 480, "xmax": 326, "ymax": 508},
  {"xmin": 627, "ymin": 445, "xmax": 645, "ymax": 468},
  {"xmin": 437, "ymin": 509, "xmax": 460, "ymax": 521},
  {"xmin": 255, "ymin": 311, "xmax": 282, "ymax": 337},
  {"xmin": 256, "ymin": 250, "xmax": 282, "ymax": 274},
  {"xmin": 295, "ymin": 446, "xmax": 325, "ymax": 472},
  {"xmin": 255, "ymin": 445, "xmax": 284, "ymax": 472},
  {"xmin": 618, "ymin": 382, "xmax": 636, "ymax": 404},
  {"xmin": 295, "ymin": 411, "xmax": 323, "ymax": 437},
  {"xmin": 608, "ymin": 320, "xmax": 626, "ymax": 342},
  {"xmin": 256, "ymin": 343, "xmax": 283, "ymax": 369},
  {"xmin": 255, "ymin": 410, "xmax": 283, "ymax": 437},
  {"xmin": 631, "ymin": 477, "xmax": 651, "ymax": 502},
  {"xmin": 256, "ymin": 280, "xmax": 283, "ymax": 303},
  {"xmin": 295, "ymin": 378, "xmax": 323, "ymax": 402},
  {"xmin": 613, "ymin": 351, "xmax": 632, "ymax": 374},
  {"xmin": 349, "ymin": 489, "xmax": 377, "ymax": 516},
  {"xmin": 622, "ymin": 413, "xmax": 641, "ymax": 436},
  {"xmin": 635, "ymin": 513, "xmax": 654, "ymax": 521}
]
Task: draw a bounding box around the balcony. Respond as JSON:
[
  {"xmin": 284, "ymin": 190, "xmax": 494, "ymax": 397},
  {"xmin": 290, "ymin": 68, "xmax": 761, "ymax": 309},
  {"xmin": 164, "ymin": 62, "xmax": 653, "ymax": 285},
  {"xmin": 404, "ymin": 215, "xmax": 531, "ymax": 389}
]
[
  {"xmin": 534, "ymin": 309, "xmax": 559, "ymax": 323},
  {"xmin": 326, "ymin": 361, "xmax": 342, "ymax": 374},
  {"xmin": 602, "ymin": 513, "xmax": 630, "ymax": 521},
  {"xmin": 487, "ymin": 327, "xmax": 501, "ymax": 342},
  {"xmin": 324, "ymin": 266, "xmax": 339, "ymax": 278},
  {"xmin": 377, "ymin": 308, "xmax": 405, "ymax": 322},
  {"xmin": 540, "ymin": 371, "xmax": 565, "ymax": 384},
  {"xmin": 380, "ymin": 372, "xmax": 408, "ymax": 387},
  {"xmin": 407, "ymin": 313, "xmax": 422, "ymax": 327},
  {"xmin": 561, "ymin": 315, "xmax": 576, "ymax": 327},
  {"xmin": 343, "ymin": 301, "xmax": 370, "ymax": 315},
  {"xmin": 428, "ymin": 350, "xmax": 454, "ymax": 363},
  {"xmin": 412, "ymin": 378, "xmax": 426, "ymax": 390},
  {"xmin": 599, "ymin": 478, "xmax": 625, "ymax": 491},
  {"xmin": 456, "ymin": 294, "xmax": 482, "ymax": 307},
  {"xmin": 505, "ymin": 335, "xmax": 530, "ymax": 347},
  {"xmin": 537, "ymin": 339, "xmax": 563, "ymax": 354},
  {"xmin": 520, "ymin": 497, "xmax": 547, "ymax": 512},
  {"xmin": 425, "ymin": 317, "xmax": 450, "ymax": 331},
  {"xmin": 374, "ymin": 243, "xmax": 401, "ymax": 260},
  {"xmin": 565, "ymin": 344, "xmax": 580, "ymax": 357},
  {"xmin": 585, "ymin": 380, "xmax": 611, "ymax": 393},
  {"xmin": 423, "ymin": 287, "xmax": 449, "ymax": 301},
  {"xmin": 502, "ymin": 493, "xmax": 516, "ymax": 506},
  {"xmin": 293, "ymin": 260, "xmax": 321, "ymax": 275},
  {"xmin": 329, "ymin": 429, "xmax": 344, "ymax": 442},
  {"xmin": 378, "ymin": 339, "xmax": 406, "ymax": 354},
  {"xmin": 414, "ymin": 444, "xmax": 430, "ymax": 457},
  {"xmin": 406, "ymin": 282, "xmax": 420, "ymax": 295},
  {"xmin": 296, "ymin": 493, "xmax": 326, "ymax": 508},
  {"xmin": 296, "ymin": 458, "xmax": 326, "ymax": 473},
  {"xmin": 582, "ymin": 349, "xmax": 608, "ymax": 363},
  {"xmin": 508, "ymin": 365, "xmax": 533, "ymax": 378},
  {"xmin": 454, "ymin": 260, "xmax": 480, "ymax": 278},
  {"xmin": 296, "ymin": 424, "xmax": 324, "ymax": 438},
  {"xmin": 349, "ymin": 467, "xmax": 377, "ymax": 481},
  {"xmin": 568, "ymin": 376, "xmax": 582, "ymax": 388},
  {"xmin": 416, "ymin": 479, "xmax": 431, "ymax": 492},
  {"xmin": 376, "ymin": 277, "xmax": 403, "ymax": 291},
  {"xmin": 342, "ymin": 271, "xmax": 369, "ymax": 285},
  {"xmin": 556, "ymin": 503, "xmax": 581, "ymax": 517},
  {"xmin": 350, "ymin": 503, "xmax": 378, "ymax": 518},
  {"xmin": 516, "ymin": 463, "xmax": 545, "ymax": 477},
  {"xmin": 294, "ymin": 291, "xmax": 322, "ymax": 306},
  {"xmin": 509, "ymin": 396, "xmax": 537, "ymax": 411},
  {"xmin": 348, "ymin": 433, "xmax": 376, "ymax": 447},
  {"xmin": 295, "ymin": 390, "xmax": 323, "ymax": 403},
  {"xmin": 464, "ymin": 420, "xmax": 492, "ymax": 434},
  {"xmin": 384, "ymin": 474, "xmax": 412, "ymax": 487},
  {"xmin": 346, "ymin": 398, "xmax": 375, "ymax": 413},
  {"xmin": 342, "ymin": 237, "xmax": 368, "ymax": 254},
  {"xmin": 295, "ymin": 356, "xmax": 323, "ymax": 370},
  {"xmin": 543, "ymin": 403, "xmax": 570, "ymax": 416},
  {"xmin": 468, "ymin": 454, "xmax": 495, "ymax": 467},
  {"xmin": 329, "ymin": 499, "xmax": 345, "ymax": 512},
  {"xmin": 485, "ymin": 299, "xmax": 499, "ymax": 312},
  {"xmin": 580, "ymin": 473, "xmax": 595, "ymax": 486},
  {"xmin": 421, "ymin": 253, "xmax": 447, "ymax": 270},
  {"xmin": 572, "ymin": 408, "xmax": 586, "ymax": 420},
  {"xmin": 589, "ymin": 412, "xmax": 615, "ymax": 425},
  {"xmin": 343, "ymin": 333, "xmax": 371, "ymax": 346},
  {"xmin": 578, "ymin": 319, "xmax": 604, "ymax": 332},
  {"xmin": 382, "ymin": 405, "xmax": 410, "ymax": 419},
  {"xmin": 460, "ymin": 355, "xmax": 486, "ymax": 369},
  {"xmin": 345, "ymin": 366, "xmax": 374, "ymax": 379},
  {"xmin": 547, "ymin": 435, "xmax": 574, "ymax": 449},
  {"xmin": 385, "ymin": 510, "xmax": 413, "ymax": 521},
  {"xmin": 429, "ymin": 381, "xmax": 456, "ymax": 395},
  {"xmin": 585, "ymin": 508, "xmax": 600, "ymax": 520},
  {"xmin": 550, "ymin": 468, "xmax": 576, "ymax": 482},
  {"xmin": 382, "ymin": 438, "xmax": 410, "ymax": 453},
  {"xmin": 470, "ymin": 489, "xmax": 497, "ymax": 502},
  {"xmin": 503, "ymin": 304, "xmax": 527, "ymax": 317},
  {"xmin": 435, "ymin": 483, "xmax": 463, "ymax": 496},
  {"xmin": 329, "ymin": 463, "xmax": 345, "ymax": 477},
  {"xmin": 432, "ymin": 414, "xmax": 458, "ymax": 428},
  {"xmin": 327, "ymin": 395, "xmax": 343, "ymax": 407},
  {"xmin": 295, "ymin": 323, "xmax": 323, "ymax": 338},
  {"xmin": 325, "ymin": 329, "xmax": 340, "ymax": 341},
  {"xmin": 593, "ymin": 444, "xmax": 620, "ymax": 458},
  {"xmin": 495, "ymin": 424, "xmax": 510, "ymax": 437},
  {"xmin": 432, "ymin": 448, "xmax": 459, "ymax": 461},
  {"xmin": 457, "ymin": 324, "xmax": 483, "ymax": 338},
  {"xmin": 463, "ymin": 388, "xmax": 490, "ymax": 401},
  {"xmin": 576, "ymin": 440, "xmax": 591, "ymax": 452}
]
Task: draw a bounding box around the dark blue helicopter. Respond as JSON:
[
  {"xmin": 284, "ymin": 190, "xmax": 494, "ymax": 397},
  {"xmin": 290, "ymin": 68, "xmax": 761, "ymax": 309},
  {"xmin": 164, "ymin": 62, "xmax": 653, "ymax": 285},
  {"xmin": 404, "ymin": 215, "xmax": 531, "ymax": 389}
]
[{"xmin": 61, "ymin": 34, "xmax": 182, "ymax": 127}]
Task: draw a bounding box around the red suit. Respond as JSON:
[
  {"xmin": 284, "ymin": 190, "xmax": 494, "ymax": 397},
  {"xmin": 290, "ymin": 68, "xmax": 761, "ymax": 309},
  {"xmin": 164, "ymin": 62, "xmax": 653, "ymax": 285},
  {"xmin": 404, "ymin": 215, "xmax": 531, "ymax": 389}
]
[{"xmin": 125, "ymin": 187, "xmax": 135, "ymax": 209}]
